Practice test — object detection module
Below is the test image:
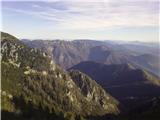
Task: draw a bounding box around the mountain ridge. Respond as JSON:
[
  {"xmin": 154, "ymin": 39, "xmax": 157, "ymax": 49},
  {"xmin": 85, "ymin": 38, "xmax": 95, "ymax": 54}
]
[
  {"xmin": 1, "ymin": 32, "xmax": 120, "ymax": 120},
  {"xmin": 22, "ymin": 39, "xmax": 160, "ymax": 77}
]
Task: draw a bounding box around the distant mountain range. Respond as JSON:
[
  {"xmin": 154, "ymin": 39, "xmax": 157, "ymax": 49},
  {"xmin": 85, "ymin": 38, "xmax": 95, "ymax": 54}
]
[{"xmin": 22, "ymin": 39, "xmax": 160, "ymax": 77}]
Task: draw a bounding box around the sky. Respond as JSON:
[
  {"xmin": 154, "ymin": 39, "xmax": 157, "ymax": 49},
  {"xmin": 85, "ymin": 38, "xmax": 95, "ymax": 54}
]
[{"xmin": 1, "ymin": 0, "xmax": 159, "ymax": 42}]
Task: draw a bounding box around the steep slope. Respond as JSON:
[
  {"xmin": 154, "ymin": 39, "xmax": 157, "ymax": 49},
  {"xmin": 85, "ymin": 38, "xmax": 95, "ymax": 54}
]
[
  {"xmin": 69, "ymin": 61, "xmax": 160, "ymax": 107},
  {"xmin": 1, "ymin": 32, "xmax": 119, "ymax": 120},
  {"xmin": 69, "ymin": 70, "xmax": 119, "ymax": 115}
]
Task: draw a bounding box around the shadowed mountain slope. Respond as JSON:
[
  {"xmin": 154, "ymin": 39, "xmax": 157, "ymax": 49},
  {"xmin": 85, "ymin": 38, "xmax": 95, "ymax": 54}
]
[{"xmin": 69, "ymin": 61, "xmax": 160, "ymax": 107}]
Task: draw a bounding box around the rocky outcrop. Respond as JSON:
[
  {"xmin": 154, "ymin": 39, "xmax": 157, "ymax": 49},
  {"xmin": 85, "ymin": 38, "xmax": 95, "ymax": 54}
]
[{"xmin": 69, "ymin": 70, "xmax": 119, "ymax": 114}]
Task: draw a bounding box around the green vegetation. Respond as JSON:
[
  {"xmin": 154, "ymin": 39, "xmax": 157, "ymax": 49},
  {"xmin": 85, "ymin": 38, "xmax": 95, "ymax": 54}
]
[
  {"xmin": 1, "ymin": 32, "xmax": 118, "ymax": 120},
  {"xmin": 1, "ymin": 32, "xmax": 19, "ymax": 41}
]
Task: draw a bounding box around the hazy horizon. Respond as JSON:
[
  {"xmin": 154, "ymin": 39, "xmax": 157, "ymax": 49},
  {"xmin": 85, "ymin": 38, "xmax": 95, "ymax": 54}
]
[{"xmin": 1, "ymin": 0, "xmax": 159, "ymax": 42}]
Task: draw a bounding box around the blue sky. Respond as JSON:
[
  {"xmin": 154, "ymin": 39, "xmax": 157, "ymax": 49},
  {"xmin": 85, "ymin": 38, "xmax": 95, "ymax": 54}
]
[{"xmin": 1, "ymin": 0, "xmax": 159, "ymax": 42}]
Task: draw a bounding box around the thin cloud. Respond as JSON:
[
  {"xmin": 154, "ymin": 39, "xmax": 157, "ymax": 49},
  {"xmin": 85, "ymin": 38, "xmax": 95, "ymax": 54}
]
[{"xmin": 2, "ymin": 0, "xmax": 159, "ymax": 30}]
